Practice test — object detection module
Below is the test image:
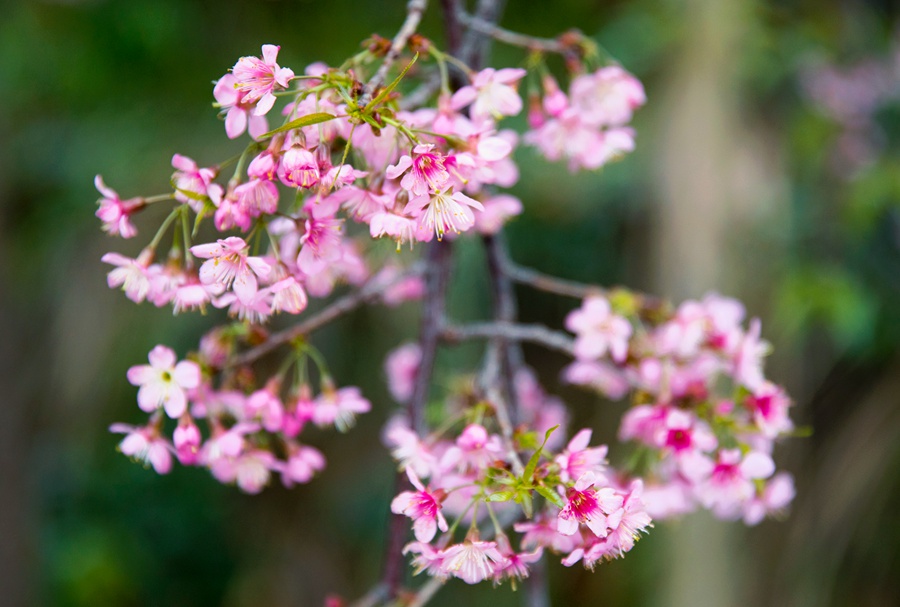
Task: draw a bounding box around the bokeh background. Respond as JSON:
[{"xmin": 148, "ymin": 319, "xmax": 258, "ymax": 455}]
[{"xmin": 2, "ymin": 0, "xmax": 899, "ymax": 605}]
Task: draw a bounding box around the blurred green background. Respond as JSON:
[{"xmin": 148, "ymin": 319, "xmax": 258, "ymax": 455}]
[{"xmin": 2, "ymin": 0, "xmax": 899, "ymax": 605}]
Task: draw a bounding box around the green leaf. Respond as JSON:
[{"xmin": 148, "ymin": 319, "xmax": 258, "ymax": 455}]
[
  {"xmin": 523, "ymin": 424, "xmax": 559, "ymax": 482},
  {"xmin": 487, "ymin": 491, "xmax": 514, "ymax": 502},
  {"xmin": 535, "ymin": 485, "xmax": 566, "ymax": 509},
  {"xmin": 260, "ymin": 112, "xmax": 336, "ymax": 139},
  {"xmin": 520, "ymin": 491, "xmax": 533, "ymax": 518},
  {"xmin": 366, "ymin": 52, "xmax": 418, "ymax": 110}
]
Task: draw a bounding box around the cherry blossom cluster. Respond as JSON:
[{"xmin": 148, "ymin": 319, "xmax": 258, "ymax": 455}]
[
  {"xmin": 110, "ymin": 339, "xmax": 371, "ymax": 493},
  {"xmin": 562, "ymin": 292, "xmax": 796, "ymax": 525},
  {"xmin": 382, "ymin": 361, "xmax": 651, "ymax": 583}
]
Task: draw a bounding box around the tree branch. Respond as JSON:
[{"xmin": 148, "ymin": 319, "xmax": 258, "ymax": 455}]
[
  {"xmin": 360, "ymin": 0, "xmax": 429, "ymax": 107},
  {"xmin": 457, "ymin": 9, "xmax": 574, "ymax": 54},
  {"xmin": 226, "ymin": 263, "xmax": 423, "ymax": 368},
  {"xmin": 442, "ymin": 321, "xmax": 575, "ymax": 356}
]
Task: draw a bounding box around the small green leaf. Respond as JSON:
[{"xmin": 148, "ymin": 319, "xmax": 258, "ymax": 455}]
[
  {"xmin": 366, "ymin": 53, "xmax": 419, "ymax": 110},
  {"xmin": 523, "ymin": 424, "xmax": 559, "ymax": 482},
  {"xmin": 535, "ymin": 485, "xmax": 566, "ymax": 509},
  {"xmin": 260, "ymin": 112, "xmax": 336, "ymax": 139},
  {"xmin": 487, "ymin": 491, "xmax": 514, "ymax": 502},
  {"xmin": 520, "ymin": 491, "xmax": 533, "ymax": 518}
]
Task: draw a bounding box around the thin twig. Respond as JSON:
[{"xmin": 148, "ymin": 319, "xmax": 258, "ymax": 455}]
[
  {"xmin": 505, "ymin": 263, "xmax": 599, "ymax": 299},
  {"xmin": 227, "ymin": 263, "xmax": 424, "ymax": 368},
  {"xmin": 457, "ymin": 9, "xmax": 571, "ymax": 53},
  {"xmin": 442, "ymin": 321, "xmax": 575, "ymax": 356},
  {"xmin": 360, "ymin": 0, "xmax": 429, "ymax": 107}
]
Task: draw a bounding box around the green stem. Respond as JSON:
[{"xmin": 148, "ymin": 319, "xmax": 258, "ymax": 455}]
[{"xmin": 146, "ymin": 207, "xmax": 181, "ymax": 252}]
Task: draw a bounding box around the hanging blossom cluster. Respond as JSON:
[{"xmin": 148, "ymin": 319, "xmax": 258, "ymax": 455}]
[{"xmin": 95, "ymin": 9, "xmax": 797, "ymax": 601}]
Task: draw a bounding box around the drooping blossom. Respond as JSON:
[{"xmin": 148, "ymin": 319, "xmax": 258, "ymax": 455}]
[
  {"xmin": 386, "ymin": 144, "xmax": 451, "ymax": 196},
  {"xmin": 391, "ymin": 468, "xmax": 448, "ymax": 543},
  {"xmin": 213, "ymin": 73, "xmax": 269, "ymax": 139},
  {"xmin": 95, "ymin": 175, "xmax": 141, "ymax": 238},
  {"xmin": 278, "ymin": 444, "xmax": 326, "ymax": 487},
  {"xmin": 558, "ymin": 471, "xmax": 622, "ymax": 537},
  {"xmin": 170, "ymin": 154, "xmax": 222, "ymax": 211},
  {"xmin": 385, "ymin": 343, "xmax": 421, "ymax": 403},
  {"xmin": 311, "ymin": 386, "xmax": 371, "ymax": 432},
  {"xmin": 439, "ymin": 538, "xmax": 508, "ymax": 584},
  {"xmin": 101, "ymin": 251, "xmax": 157, "ymax": 303},
  {"xmin": 110, "ymin": 423, "xmax": 172, "ymax": 474},
  {"xmin": 568, "ymin": 66, "xmax": 646, "ymax": 127},
  {"xmin": 555, "ymin": 429, "xmax": 608, "ymax": 484},
  {"xmin": 231, "ymin": 44, "xmax": 295, "ymax": 116},
  {"xmin": 451, "ymin": 67, "xmax": 527, "ymax": 121},
  {"xmin": 565, "ymin": 295, "xmax": 632, "ymax": 362},
  {"xmin": 404, "ymin": 187, "xmax": 484, "ymax": 242},
  {"xmin": 191, "ymin": 236, "xmax": 272, "ymax": 304},
  {"xmin": 126, "ymin": 345, "xmax": 201, "ymax": 418}
]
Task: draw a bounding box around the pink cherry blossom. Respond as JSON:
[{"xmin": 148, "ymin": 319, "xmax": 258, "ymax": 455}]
[
  {"xmin": 555, "ymin": 429, "xmax": 608, "ymax": 484},
  {"xmin": 311, "ymin": 386, "xmax": 371, "ymax": 432},
  {"xmin": 231, "ymin": 44, "xmax": 295, "ymax": 116},
  {"xmin": 213, "ymin": 73, "xmax": 269, "ymax": 139},
  {"xmin": 173, "ymin": 417, "xmax": 202, "ymax": 465},
  {"xmin": 566, "ymin": 295, "xmax": 632, "ymax": 362},
  {"xmin": 439, "ymin": 538, "xmax": 507, "ymax": 584},
  {"xmin": 383, "ymin": 416, "xmax": 437, "ymax": 480},
  {"xmin": 569, "ymin": 66, "xmax": 646, "ymax": 127},
  {"xmin": 191, "ymin": 236, "xmax": 272, "ymax": 304},
  {"xmin": 473, "ymin": 194, "xmax": 522, "ymax": 234},
  {"xmin": 110, "ymin": 423, "xmax": 173, "ymax": 474},
  {"xmin": 385, "ymin": 343, "xmax": 421, "ymax": 403},
  {"xmin": 95, "ymin": 175, "xmax": 140, "ymax": 238},
  {"xmin": 451, "ymin": 67, "xmax": 527, "ymax": 121},
  {"xmin": 297, "ymin": 198, "xmax": 344, "ymax": 276},
  {"xmin": 126, "ymin": 345, "xmax": 201, "ymax": 418},
  {"xmin": 558, "ymin": 471, "xmax": 623, "ymax": 537},
  {"xmin": 386, "ymin": 144, "xmax": 451, "ymax": 196},
  {"xmin": 404, "ymin": 188, "xmax": 484, "ymax": 242},
  {"xmin": 278, "ymin": 444, "xmax": 326, "ymax": 487},
  {"xmin": 391, "ymin": 468, "xmax": 448, "ymax": 543},
  {"xmin": 171, "ymin": 154, "xmax": 222, "ymax": 211},
  {"xmin": 101, "ymin": 251, "xmax": 157, "ymax": 303}
]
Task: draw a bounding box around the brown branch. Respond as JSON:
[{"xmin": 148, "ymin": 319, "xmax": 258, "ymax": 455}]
[
  {"xmin": 227, "ymin": 263, "xmax": 424, "ymax": 368},
  {"xmin": 457, "ymin": 9, "xmax": 573, "ymax": 54},
  {"xmin": 442, "ymin": 321, "xmax": 575, "ymax": 356},
  {"xmin": 360, "ymin": 0, "xmax": 429, "ymax": 107},
  {"xmin": 505, "ymin": 263, "xmax": 600, "ymax": 299}
]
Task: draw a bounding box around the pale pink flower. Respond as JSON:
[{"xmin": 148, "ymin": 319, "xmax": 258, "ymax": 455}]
[
  {"xmin": 213, "ymin": 286, "xmax": 275, "ymax": 324},
  {"xmin": 732, "ymin": 318, "xmax": 769, "ymax": 390},
  {"xmin": 619, "ymin": 403, "xmax": 669, "ymax": 445},
  {"xmin": 279, "ymin": 145, "xmax": 320, "ymax": 188},
  {"xmin": 473, "ymin": 194, "xmax": 522, "ymax": 234},
  {"xmin": 101, "ymin": 251, "xmax": 156, "ymax": 303},
  {"xmin": 555, "ymin": 429, "xmax": 608, "ymax": 484},
  {"xmin": 562, "ymin": 360, "xmax": 629, "ymax": 399},
  {"xmin": 451, "ymin": 67, "xmax": 527, "ymax": 121},
  {"xmin": 171, "ymin": 274, "xmax": 224, "ymax": 315},
  {"xmin": 171, "ymin": 154, "xmax": 221, "ymax": 211},
  {"xmin": 566, "ymin": 295, "xmax": 632, "ymax": 362},
  {"xmin": 383, "ymin": 416, "xmax": 437, "ymax": 479},
  {"xmin": 110, "ymin": 423, "xmax": 172, "ymax": 474},
  {"xmin": 404, "ymin": 188, "xmax": 484, "ymax": 242},
  {"xmin": 514, "ymin": 513, "xmax": 581, "ymax": 554},
  {"xmin": 569, "ymin": 66, "xmax": 646, "ymax": 128},
  {"xmin": 698, "ymin": 449, "xmax": 776, "ymax": 519},
  {"xmin": 95, "ymin": 175, "xmax": 140, "ymax": 238},
  {"xmin": 641, "ymin": 479, "xmax": 696, "ymax": 519},
  {"xmin": 493, "ymin": 535, "xmax": 542, "ymax": 583},
  {"xmin": 231, "ymin": 44, "xmax": 295, "ymax": 116},
  {"xmin": 213, "ymin": 191, "xmax": 252, "ymax": 232},
  {"xmin": 742, "ymin": 472, "xmax": 795, "ymax": 525},
  {"xmin": 173, "ymin": 417, "xmax": 202, "ymax": 465},
  {"xmin": 386, "ymin": 144, "xmax": 451, "ymax": 196},
  {"xmin": 297, "ymin": 198, "xmax": 344, "ymax": 276},
  {"xmin": 278, "ymin": 444, "xmax": 326, "ymax": 487},
  {"xmin": 558, "ymin": 471, "xmax": 622, "ymax": 537},
  {"xmin": 600, "ymin": 480, "xmax": 653, "ymax": 558},
  {"xmin": 403, "ymin": 541, "xmax": 448, "ymax": 579},
  {"xmin": 312, "ymin": 386, "xmax": 371, "ymax": 432},
  {"xmin": 191, "ymin": 236, "xmax": 272, "ymax": 304},
  {"xmin": 369, "ymin": 210, "xmax": 418, "ymax": 250},
  {"xmin": 391, "ymin": 468, "xmax": 448, "ymax": 543},
  {"xmin": 233, "ymin": 178, "xmax": 279, "ymax": 218},
  {"xmin": 213, "ymin": 73, "xmax": 269, "ymax": 139},
  {"xmin": 212, "ymin": 448, "xmax": 276, "ymax": 494},
  {"xmin": 440, "ymin": 539, "xmax": 507, "ymax": 584},
  {"xmin": 441, "ymin": 424, "xmax": 503, "ymax": 473},
  {"xmin": 270, "ymin": 276, "xmax": 308, "ymax": 315},
  {"xmin": 745, "ymin": 382, "xmax": 793, "ymax": 439},
  {"xmin": 245, "ymin": 386, "xmax": 284, "ymax": 432},
  {"xmin": 385, "ymin": 343, "xmax": 421, "ymax": 403},
  {"xmin": 127, "ymin": 345, "xmax": 201, "ymax": 418}
]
